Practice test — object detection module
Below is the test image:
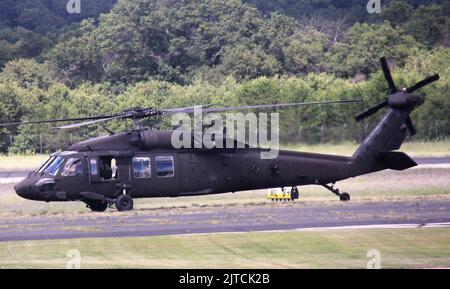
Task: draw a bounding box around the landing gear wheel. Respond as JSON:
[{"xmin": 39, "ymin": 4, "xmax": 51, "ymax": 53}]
[
  {"xmin": 340, "ymin": 192, "xmax": 350, "ymax": 202},
  {"xmin": 86, "ymin": 200, "xmax": 108, "ymax": 212},
  {"xmin": 115, "ymin": 194, "xmax": 133, "ymax": 211},
  {"xmin": 290, "ymin": 187, "xmax": 299, "ymax": 200},
  {"xmin": 322, "ymin": 183, "xmax": 350, "ymax": 202}
]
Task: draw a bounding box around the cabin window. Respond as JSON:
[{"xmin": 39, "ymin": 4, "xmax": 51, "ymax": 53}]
[
  {"xmin": 133, "ymin": 157, "xmax": 151, "ymax": 178},
  {"xmin": 61, "ymin": 158, "xmax": 84, "ymax": 176},
  {"xmin": 89, "ymin": 159, "xmax": 98, "ymax": 176},
  {"xmin": 156, "ymin": 156, "xmax": 174, "ymax": 178},
  {"xmin": 99, "ymin": 156, "xmax": 118, "ymax": 180}
]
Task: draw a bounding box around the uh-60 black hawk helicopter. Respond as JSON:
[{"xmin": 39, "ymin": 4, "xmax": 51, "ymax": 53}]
[{"xmin": 2, "ymin": 58, "xmax": 439, "ymax": 212}]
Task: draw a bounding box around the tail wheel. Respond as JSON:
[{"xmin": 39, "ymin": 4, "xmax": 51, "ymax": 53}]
[
  {"xmin": 340, "ymin": 192, "xmax": 351, "ymax": 202},
  {"xmin": 115, "ymin": 194, "xmax": 134, "ymax": 211},
  {"xmin": 86, "ymin": 200, "xmax": 108, "ymax": 212}
]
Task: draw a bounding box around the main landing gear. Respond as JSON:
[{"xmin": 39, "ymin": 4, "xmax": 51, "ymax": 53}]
[
  {"xmin": 83, "ymin": 187, "xmax": 134, "ymax": 212},
  {"xmin": 322, "ymin": 183, "xmax": 350, "ymax": 202},
  {"xmin": 115, "ymin": 187, "xmax": 134, "ymax": 211},
  {"xmin": 85, "ymin": 194, "xmax": 133, "ymax": 212},
  {"xmin": 85, "ymin": 200, "xmax": 108, "ymax": 212},
  {"xmin": 115, "ymin": 194, "xmax": 133, "ymax": 211}
]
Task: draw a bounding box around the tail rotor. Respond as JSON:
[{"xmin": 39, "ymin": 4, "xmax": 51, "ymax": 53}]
[{"xmin": 354, "ymin": 57, "xmax": 439, "ymax": 136}]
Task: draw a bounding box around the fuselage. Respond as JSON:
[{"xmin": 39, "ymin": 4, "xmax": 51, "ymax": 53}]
[{"xmin": 14, "ymin": 145, "xmax": 355, "ymax": 203}]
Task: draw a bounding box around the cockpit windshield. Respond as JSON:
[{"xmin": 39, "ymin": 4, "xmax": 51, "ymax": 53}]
[
  {"xmin": 44, "ymin": 156, "xmax": 65, "ymax": 176},
  {"xmin": 35, "ymin": 157, "xmax": 54, "ymax": 174}
]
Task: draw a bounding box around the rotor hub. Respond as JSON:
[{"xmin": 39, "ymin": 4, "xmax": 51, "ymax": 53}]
[{"xmin": 387, "ymin": 92, "xmax": 423, "ymax": 109}]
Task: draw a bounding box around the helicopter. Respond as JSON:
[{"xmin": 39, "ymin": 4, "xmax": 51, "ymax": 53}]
[{"xmin": 2, "ymin": 57, "xmax": 439, "ymax": 212}]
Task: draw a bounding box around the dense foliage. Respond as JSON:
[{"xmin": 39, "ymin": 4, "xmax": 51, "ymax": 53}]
[{"xmin": 0, "ymin": 0, "xmax": 448, "ymax": 153}]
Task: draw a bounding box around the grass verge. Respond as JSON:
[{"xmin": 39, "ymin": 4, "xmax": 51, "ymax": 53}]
[{"xmin": 0, "ymin": 228, "xmax": 449, "ymax": 268}]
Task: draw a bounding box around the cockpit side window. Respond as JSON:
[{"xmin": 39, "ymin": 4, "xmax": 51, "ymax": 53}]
[
  {"xmin": 89, "ymin": 159, "xmax": 98, "ymax": 176},
  {"xmin": 44, "ymin": 156, "xmax": 65, "ymax": 176},
  {"xmin": 61, "ymin": 158, "xmax": 84, "ymax": 176}
]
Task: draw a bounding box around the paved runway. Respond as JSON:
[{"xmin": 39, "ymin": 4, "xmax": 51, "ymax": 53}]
[
  {"xmin": 0, "ymin": 199, "xmax": 449, "ymax": 241},
  {"xmin": 416, "ymin": 156, "xmax": 450, "ymax": 164}
]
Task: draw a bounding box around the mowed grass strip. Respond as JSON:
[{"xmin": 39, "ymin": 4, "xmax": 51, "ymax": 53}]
[
  {"xmin": 0, "ymin": 155, "xmax": 48, "ymax": 172},
  {"xmin": 0, "ymin": 228, "xmax": 449, "ymax": 269}
]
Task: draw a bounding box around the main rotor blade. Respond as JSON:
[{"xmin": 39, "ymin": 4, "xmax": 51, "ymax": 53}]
[
  {"xmin": 380, "ymin": 57, "xmax": 397, "ymax": 94},
  {"xmin": 404, "ymin": 116, "xmax": 416, "ymax": 136},
  {"xmin": 354, "ymin": 99, "xmax": 389, "ymax": 122},
  {"xmin": 0, "ymin": 115, "xmax": 115, "ymax": 127},
  {"xmin": 162, "ymin": 105, "xmax": 213, "ymax": 115},
  {"xmin": 55, "ymin": 116, "xmax": 125, "ymax": 129},
  {"xmin": 189, "ymin": 99, "xmax": 363, "ymax": 114},
  {"xmin": 406, "ymin": 74, "xmax": 440, "ymax": 93}
]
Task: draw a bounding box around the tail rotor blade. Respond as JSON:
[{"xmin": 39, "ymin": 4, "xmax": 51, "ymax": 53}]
[
  {"xmin": 354, "ymin": 99, "xmax": 389, "ymax": 121},
  {"xmin": 406, "ymin": 74, "xmax": 440, "ymax": 93},
  {"xmin": 404, "ymin": 116, "xmax": 417, "ymax": 136},
  {"xmin": 380, "ymin": 57, "xmax": 397, "ymax": 94}
]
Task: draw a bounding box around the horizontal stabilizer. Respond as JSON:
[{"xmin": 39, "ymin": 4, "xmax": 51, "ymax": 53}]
[{"xmin": 377, "ymin": 151, "xmax": 417, "ymax": 170}]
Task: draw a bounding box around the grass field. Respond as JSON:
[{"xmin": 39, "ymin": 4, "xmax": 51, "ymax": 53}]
[
  {"xmin": 0, "ymin": 167, "xmax": 449, "ymax": 217},
  {"xmin": 0, "ymin": 228, "xmax": 449, "ymax": 268},
  {"xmin": 0, "ymin": 139, "xmax": 449, "ymax": 172},
  {"xmin": 0, "ymin": 154, "xmax": 48, "ymax": 172}
]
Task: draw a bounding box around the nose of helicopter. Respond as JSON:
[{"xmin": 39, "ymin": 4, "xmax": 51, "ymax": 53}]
[
  {"xmin": 14, "ymin": 177, "xmax": 41, "ymax": 200},
  {"xmin": 14, "ymin": 177, "xmax": 53, "ymax": 201},
  {"xmin": 15, "ymin": 179, "xmax": 34, "ymax": 200}
]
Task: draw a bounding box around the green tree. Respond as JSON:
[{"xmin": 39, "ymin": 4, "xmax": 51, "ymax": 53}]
[
  {"xmin": 0, "ymin": 59, "xmax": 54, "ymax": 89},
  {"xmin": 330, "ymin": 22, "xmax": 422, "ymax": 78},
  {"xmin": 407, "ymin": 5, "xmax": 449, "ymax": 47},
  {"xmin": 381, "ymin": 0, "xmax": 413, "ymax": 27},
  {"xmin": 0, "ymin": 82, "xmax": 28, "ymax": 151},
  {"xmin": 218, "ymin": 44, "xmax": 280, "ymax": 81},
  {"xmin": 47, "ymin": 19, "xmax": 103, "ymax": 87},
  {"xmin": 46, "ymin": 0, "xmax": 285, "ymax": 85},
  {"xmin": 282, "ymin": 29, "xmax": 330, "ymax": 75}
]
